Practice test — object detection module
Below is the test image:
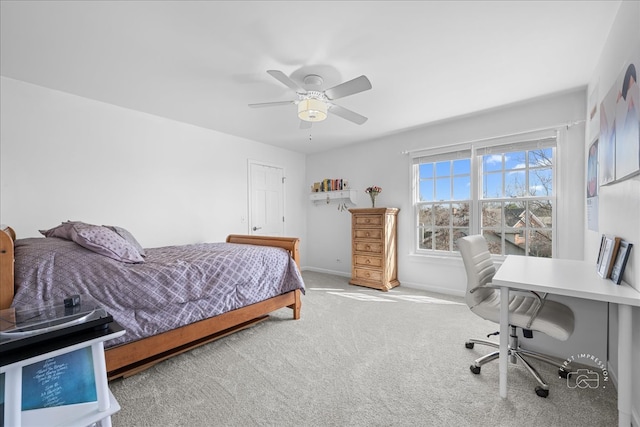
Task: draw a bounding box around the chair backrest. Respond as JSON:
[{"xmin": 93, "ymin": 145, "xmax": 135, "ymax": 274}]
[{"xmin": 457, "ymin": 235, "xmax": 497, "ymax": 309}]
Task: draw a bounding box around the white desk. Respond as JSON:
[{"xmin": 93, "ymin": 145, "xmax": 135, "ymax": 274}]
[{"xmin": 492, "ymin": 256, "xmax": 640, "ymax": 427}]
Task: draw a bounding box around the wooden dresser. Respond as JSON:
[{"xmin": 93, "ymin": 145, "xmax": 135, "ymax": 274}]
[{"xmin": 348, "ymin": 207, "xmax": 400, "ymax": 291}]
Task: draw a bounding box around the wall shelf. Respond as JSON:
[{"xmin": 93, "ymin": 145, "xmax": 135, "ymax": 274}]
[{"xmin": 309, "ymin": 189, "xmax": 357, "ymax": 206}]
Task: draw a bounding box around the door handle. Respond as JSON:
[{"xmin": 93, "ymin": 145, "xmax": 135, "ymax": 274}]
[{"xmin": 252, "ymin": 226, "xmax": 262, "ymax": 231}]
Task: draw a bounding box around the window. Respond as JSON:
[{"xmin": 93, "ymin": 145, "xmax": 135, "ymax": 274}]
[
  {"xmin": 417, "ymin": 158, "xmax": 471, "ymax": 251},
  {"xmin": 413, "ymin": 134, "xmax": 556, "ymax": 257}
]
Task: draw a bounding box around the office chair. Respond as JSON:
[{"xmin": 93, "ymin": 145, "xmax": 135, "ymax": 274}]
[{"xmin": 457, "ymin": 235, "xmax": 575, "ymax": 397}]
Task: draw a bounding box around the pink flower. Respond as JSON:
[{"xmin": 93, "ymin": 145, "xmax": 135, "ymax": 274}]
[{"xmin": 365, "ymin": 186, "xmax": 382, "ymax": 194}]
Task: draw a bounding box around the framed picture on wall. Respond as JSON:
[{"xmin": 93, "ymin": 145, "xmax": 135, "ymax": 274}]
[{"xmin": 610, "ymin": 240, "xmax": 633, "ymax": 285}]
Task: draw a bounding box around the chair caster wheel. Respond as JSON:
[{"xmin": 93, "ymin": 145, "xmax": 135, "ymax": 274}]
[
  {"xmin": 470, "ymin": 365, "xmax": 481, "ymax": 374},
  {"xmin": 535, "ymin": 386, "xmax": 549, "ymax": 398},
  {"xmin": 465, "ymin": 342, "xmax": 474, "ymax": 349},
  {"xmin": 558, "ymin": 369, "xmax": 569, "ymax": 379}
]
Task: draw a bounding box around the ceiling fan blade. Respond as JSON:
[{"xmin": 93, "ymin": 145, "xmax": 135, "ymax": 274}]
[
  {"xmin": 324, "ymin": 75, "xmax": 372, "ymax": 100},
  {"xmin": 299, "ymin": 120, "xmax": 312, "ymax": 130},
  {"xmin": 248, "ymin": 100, "xmax": 295, "ymax": 108},
  {"xmin": 328, "ymin": 104, "xmax": 368, "ymax": 125},
  {"xmin": 267, "ymin": 70, "xmax": 307, "ymax": 93}
]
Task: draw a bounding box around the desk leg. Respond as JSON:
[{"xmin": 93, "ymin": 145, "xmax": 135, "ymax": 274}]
[
  {"xmin": 499, "ymin": 286, "xmax": 509, "ymax": 398},
  {"xmin": 617, "ymin": 304, "xmax": 632, "ymax": 427}
]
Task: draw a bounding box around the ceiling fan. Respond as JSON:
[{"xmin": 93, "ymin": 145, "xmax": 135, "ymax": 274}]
[{"xmin": 249, "ymin": 70, "xmax": 372, "ymax": 128}]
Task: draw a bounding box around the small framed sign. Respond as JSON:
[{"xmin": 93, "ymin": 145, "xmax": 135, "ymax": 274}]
[
  {"xmin": 597, "ymin": 235, "xmax": 621, "ymax": 279},
  {"xmin": 610, "ymin": 240, "xmax": 633, "ymax": 285}
]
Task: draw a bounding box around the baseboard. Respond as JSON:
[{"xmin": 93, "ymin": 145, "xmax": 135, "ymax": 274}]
[
  {"xmin": 300, "ymin": 268, "xmax": 466, "ymax": 297},
  {"xmin": 400, "ymin": 280, "xmax": 466, "ymax": 298},
  {"xmin": 301, "ymin": 266, "xmax": 351, "ymax": 278}
]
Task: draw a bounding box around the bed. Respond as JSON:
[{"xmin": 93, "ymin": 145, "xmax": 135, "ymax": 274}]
[{"xmin": 0, "ymin": 223, "xmax": 304, "ymax": 380}]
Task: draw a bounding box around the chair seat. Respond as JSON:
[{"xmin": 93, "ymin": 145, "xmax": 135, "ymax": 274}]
[{"xmin": 471, "ymin": 290, "xmax": 574, "ymax": 341}]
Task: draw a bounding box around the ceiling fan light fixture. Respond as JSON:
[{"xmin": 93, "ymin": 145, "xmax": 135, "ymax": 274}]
[{"xmin": 298, "ymin": 98, "xmax": 327, "ymax": 122}]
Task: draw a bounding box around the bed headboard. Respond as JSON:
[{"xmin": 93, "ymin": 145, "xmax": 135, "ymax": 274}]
[{"xmin": 0, "ymin": 225, "xmax": 16, "ymax": 310}]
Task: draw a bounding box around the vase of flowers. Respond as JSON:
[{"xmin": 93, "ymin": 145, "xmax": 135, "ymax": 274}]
[{"xmin": 365, "ymin": 186, "xmax": 382, "ymax": 208}]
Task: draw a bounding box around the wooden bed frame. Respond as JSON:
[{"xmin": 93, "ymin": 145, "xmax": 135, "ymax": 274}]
[{"xmin": 0, "ymin": 226, "xmax": 302, "ymax": 379}]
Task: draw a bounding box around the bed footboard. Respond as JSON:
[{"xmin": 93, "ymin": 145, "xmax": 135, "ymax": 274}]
[
  {"xmin": 105, "ymin": 289, "xmax": 301, "ymax": 379},
  {"xmin": 226, "ymin": 234, "xmax": 300, "ymax": 269}
]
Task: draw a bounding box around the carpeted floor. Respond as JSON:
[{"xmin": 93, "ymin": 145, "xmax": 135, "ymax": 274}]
[{"xmin": 109, "ymin": 271, "xmax": 617, "ymax": 426}]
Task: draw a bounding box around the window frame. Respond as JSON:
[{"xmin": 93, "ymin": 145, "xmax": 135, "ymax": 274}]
[{"xmin": 411, "ymin": 130, "xmax": 559, "ymax": 258}]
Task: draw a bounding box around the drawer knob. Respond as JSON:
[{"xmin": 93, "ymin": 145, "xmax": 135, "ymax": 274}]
[
  {"xmin": 365, "ymin": 245, "xmax": 370, "ymax": 250},
  {"xmin": 365, "ymin": 259, "xmax": 370, "ymax": 264},
  {"xmin": 365, "ymin": 272, "xmax": 370, "ymax": 277},
  {"xmin": 365, "ymin": 232, "xmax": 370, "ymax": 237},
  {"xmin": 365, "ymin": 219, "xmax": 370, "ymax": 223}
]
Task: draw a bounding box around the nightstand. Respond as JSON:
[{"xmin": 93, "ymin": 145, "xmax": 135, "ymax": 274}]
[{"xmin": 1, "ymin": 299, "xmax": 125, "ymax": 427}]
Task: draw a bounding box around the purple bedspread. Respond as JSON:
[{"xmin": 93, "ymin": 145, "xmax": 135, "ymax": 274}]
[{"xmin": 12, "ymin": 237, "xmax": 305, "ymax": 347}]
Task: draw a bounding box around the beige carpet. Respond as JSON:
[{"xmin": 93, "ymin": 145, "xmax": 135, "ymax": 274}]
[{"xmin": 109, "ymin": 271, "xmax": 617, "ymax": 426}]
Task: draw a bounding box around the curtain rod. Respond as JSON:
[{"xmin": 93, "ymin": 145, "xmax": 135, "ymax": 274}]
[{"xmin": 401, "ymin": 119, "xmax": 586, "ymax": 155}]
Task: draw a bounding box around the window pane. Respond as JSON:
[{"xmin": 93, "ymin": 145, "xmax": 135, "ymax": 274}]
[
  {"xmin": 419, "ymin": 179, "xmax": 434, "ymax": 201},
  {"xmin": 435, "ymin": 178, "xmax": 451, "ymax": 200},
  {"xmin": 433, "ymin": 204, "xmax": 451, "ymax": 226},
  {"xmin": 528, "ymin": 229, "xmax": 552, "ymax": 257},
  {"xmin": 483, "ymin": 154, "xmax": 502, "ymax": 172},
  {"xmin": 528, "ymin": 148, "xmax": 553, "ymax": 167},
  {"xmin": 453, "ymin": 176, "xmax": 470, "ymax": 200},
  {"xmin": 483, "ymin": 172, "xmax": 503, "ymax": 198},
  {"xmin": 482, "ymin": 202, "xmax": 502, "ymax": 227},
  {"xmin": 505, "ymin": 170, "xmax": 526, "ymax": 197},
  {"xmin": 505, "ymin": 230, "xmax": 527, "ymax": 255},
  {"xmin": 482, "ymin": 231, "xmax": 502, "ymax": 255},
  {"xmin": 529, "ymin": 169, "xmax": 552, "ymax": 196},
  {"xmin": 453, "ymin": 159, "xmax": 470, "ymax": 175},
  {"xmin": 419, "ymin": 163, "xmax": 434, "ymax": 179},
  {"xmin": 452, "ymin": 203, "xmax": 470, "ymax": 226},
  {"xmin": 505, "ymin": 202, "xmax": 526, "ymax": 227},
  {"xmin": 434, "ymin": 229, "xmax": 450, "ymax": 251},
  {"xmin": 418, "ymin": 205, "xmax": 434, "ymax": 226},
  {"xmin": 419, "ymin": 227, "xmax": 434, "ymax": 250},
  {"xmin": 505, "ymin": 151, "xmax": 526, "ymax": 170},
  {"xmin": 436, "ymin": 161, "xmax": 450, "ymax": 177},
  {"xmin": 530, "ymin": 200, "xmax": 553, "ymax": 227},
  {"xmin": 452, "ymin": 229, "xmax": 469, "ymax": 251}
]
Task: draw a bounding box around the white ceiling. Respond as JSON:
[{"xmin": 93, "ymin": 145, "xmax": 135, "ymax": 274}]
[{"xmin": 0, "ymin": 1, "xmax": 620, "ymax": 155}]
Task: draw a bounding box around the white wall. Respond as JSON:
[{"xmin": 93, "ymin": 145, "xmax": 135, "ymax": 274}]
[
  {"xmin": 584, "ymin": 1, "xmax": 640, "ymax": 423},
  {"xmin": 307, "ymin": 89, "xmax": 587, "ymax": 284},
  {"xmin": 0, "ymin": 77, "xmax": 308, "ymax": 258},
  {"xmin": 306, "ymin": 88, "xmax": 610, "ymax": 365}
]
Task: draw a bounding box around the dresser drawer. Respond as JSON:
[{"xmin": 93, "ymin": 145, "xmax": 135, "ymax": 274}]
[
  {"xmin": 354, "ymin": 215, "xmax": 383, "ymax": 227},
  {"xmin": 353, "ymin": 267, "xmax": 383, "ymax": 283},
  {"xmin": 354, "ymin": 241, "xmax": 383, "ymax": 254},
  {"xmin": 354, "ymin": 255, "xmax": 383, "ymax": 268},
  {"xmin": 354, "ymin": 228, "xmax": 382, "ymax": 240}
]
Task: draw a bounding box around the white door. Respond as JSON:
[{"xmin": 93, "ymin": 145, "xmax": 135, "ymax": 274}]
[{"xmin": 248, "ymin": 161, "xmax": 284, "ymax": 236}]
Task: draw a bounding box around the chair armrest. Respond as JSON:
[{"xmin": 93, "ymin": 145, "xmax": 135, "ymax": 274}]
[{"xmin": 524, "ymin": 291, "xmax": 547, "ymax": 328}]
